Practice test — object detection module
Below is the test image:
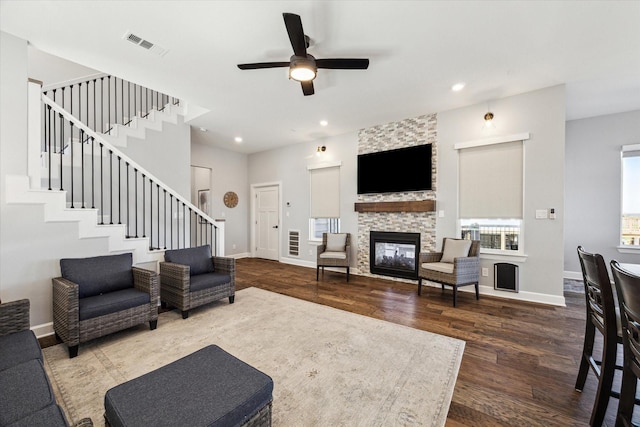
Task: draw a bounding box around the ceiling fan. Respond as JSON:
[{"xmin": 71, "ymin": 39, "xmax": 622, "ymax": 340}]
[{"xmin": 237, "ymin": 13, "xmax": 370, "ymax": 96}]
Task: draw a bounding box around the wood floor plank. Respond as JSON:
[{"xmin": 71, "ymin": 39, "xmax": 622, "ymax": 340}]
[{"xmin": 233, "ymin": 258, "xmax": 600, "ymax": 426}]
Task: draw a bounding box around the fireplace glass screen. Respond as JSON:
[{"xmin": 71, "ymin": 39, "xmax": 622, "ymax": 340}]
[{"xmin": 370, "ymin": 231, "xmax": 420, "ymax": 279}]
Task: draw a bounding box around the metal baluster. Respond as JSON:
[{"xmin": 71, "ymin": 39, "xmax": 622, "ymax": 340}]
[
  {"xmin": 118, "ymin": 156, "xmax": 122, "ymax": 224},
  {"xmin": 121, "ymin": 78, "xmax": 124, "ymax": 125},
  {"xmin": 100, "ymin": 77, "xmax": 104, "ymax": 133},
  {"xmin": 91, "ymin": 137, "xmax": 95, "ymax": 208},
  {"xmin": 93, "ymin": 79, "xmax": 97, "ymax": 133},
  {"xmin": 126, "ymin": 163, "xmax": 130, "ymax": 237},
  {"xmin": 81, "ymin": 129, "xmax": 85, "ymax": 208},
  {"xmin": 157, "ymin": 184, "xmax": 160, "ymax": 250},
  {"xmin": 47, "ymin": 105, "xmax": 52, "ymax": 190},
  {"xmin": 127, "ymin": 81, "xmax": 130, "ymax": 125},
  {"xmin": 100, "ymin": 143, "xmax": 104, "ymax": 224},
  {"xmin": 107, "ymin": 76, "xmax": 111, "ymax": 134},
  {"xmin": 70, "ymin": 87, "xmax": 75, "ymax": 208},
  {"xmin": 114, "ymin": 77, "xmax": 117, "ymax": 128},
  {"xmin": 176, "ymin": 198, "xmax": 180, "ymax": 248},
  {"xmin": 59, "ymin": 113, "xmax": 64, "ymax": 191},
  {"xmin": 42, "ymin": 95, "xmax": 47, "ymax": 153},
  {"xmin": 149, "ymin": 179, "xmax": 153, "ymax": 249},
  {"xmin": 134, "ymin": 169, "xmax": 138, "ymax": 237},
  {"xmin": 109, "ymin": 150, "xmax": 113, "ymax": 224},
  {"xmin": 163, "ymin": 189, "xmax": 167, "ymax": 249},
  {"xmin": 170, "ymin": 194, "xmax": 173, "ymax": 249},
  {"xmin": 142, "ymin": 174, "xmax": 146, "ymax": 237},
  {"xmin": 183, "ymin": 204, "xmax": 186, "ymax": 248},
  {"xmin": 85, "ymin": 81, "xmax": 89, "ymax": 131}
]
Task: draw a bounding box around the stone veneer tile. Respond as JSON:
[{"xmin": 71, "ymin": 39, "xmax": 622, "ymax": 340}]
[{"xmin": 356, "ymin": 113, "xmax": 437, "ymax": 278}]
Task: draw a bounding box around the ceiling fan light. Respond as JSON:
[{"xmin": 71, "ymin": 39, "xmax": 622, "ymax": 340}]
[{"xmin": 289, "ymin": 65, "xmax": 316, "ymax": 82}]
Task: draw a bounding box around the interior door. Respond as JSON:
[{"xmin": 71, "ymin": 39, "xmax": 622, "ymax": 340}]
[{"xmin": 254, "ymin": 185, "xmax": 279, "ymax": 260}]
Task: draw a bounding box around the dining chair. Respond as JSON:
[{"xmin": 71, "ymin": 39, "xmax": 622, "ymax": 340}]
[
  {"xmin": 610, "ymin": 260, "xmax": 640, "ymax": 427},
  {"xmin": 575, "ymin": 246, "xmax": 621, "ymax": 427}
]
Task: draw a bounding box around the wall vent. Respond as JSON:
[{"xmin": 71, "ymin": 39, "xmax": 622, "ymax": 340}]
[
  {"xmin": 288, "ymin": 230, "xmax": 300, "ymax": 257},
  {"xmin": 123, "ymin": 31, "xmax": 168, "ymax": 57}
]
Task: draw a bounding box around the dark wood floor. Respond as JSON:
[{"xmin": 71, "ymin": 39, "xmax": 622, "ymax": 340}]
[{"xmin": 235, "ymin": 258, "xmax": 615, "ymax": 427}]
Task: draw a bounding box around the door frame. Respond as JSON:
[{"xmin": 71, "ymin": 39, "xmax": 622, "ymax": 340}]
[{"xmin": 250, "ymin": 181, "xmax": 282, "ymax": 260}]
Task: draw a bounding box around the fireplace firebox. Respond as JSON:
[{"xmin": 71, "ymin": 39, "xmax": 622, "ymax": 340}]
[{"xmin": 370, "ymin": 231, "xmax": 420, "ymax": 280}]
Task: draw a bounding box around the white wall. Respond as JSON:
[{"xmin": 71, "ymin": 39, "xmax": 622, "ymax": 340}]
[
  {"xmin": 191, "ymin": 139, "xmax": 249, "ymax": 256},
  {"xmin": 564, "ymin": 110, "xmax": 640, "ymax": 275},
  {"xmin": 247, "ymin": 132, "xmax": 359, "ymax": 265},
  {"xmin": 437, "ymin": 85, "xmax": 567, "ymax": 304}
]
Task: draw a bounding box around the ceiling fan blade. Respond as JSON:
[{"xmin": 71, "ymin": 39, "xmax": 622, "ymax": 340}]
[
  {"xmin": 301, "ymin": 81, "xmax": 314, "ymax": 96},
  {"xmin": 316, "ymin": 58, "xmax": 370, "ymax": 70},
  {"xmin": 237, "ymin": 62, "xmax": 290, "ymax": 70},
  {"xmin": 283, "ymin": 13, "xmax": 307, "ymax": 57}
]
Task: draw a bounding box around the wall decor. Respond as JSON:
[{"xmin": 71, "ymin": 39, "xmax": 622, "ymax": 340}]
[{"xmin": 223, "ymin": 191, "xmax": 238, "ymax": 208}]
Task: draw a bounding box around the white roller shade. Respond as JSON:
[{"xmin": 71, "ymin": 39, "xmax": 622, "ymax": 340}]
[
  {"xmin": 459, "ymin": 140, "xmax": 523, "ymax": 219},
  {"xmin": 310, "ymin": 166, "xmax": 340, "ymax": 218}
]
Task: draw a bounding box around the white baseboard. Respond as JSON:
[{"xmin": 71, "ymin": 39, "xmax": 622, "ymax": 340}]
[
  {"xmin": 32, "ymin": 322, "xmax": 54, "ymax": 339},
  {"xmin": 229, "ymin": 252, "xmax": 251, "ymax": 259},
  {"xmin": 564, "ymin": 270, "xmax": 583, "ymax": 281},
  {"xmin": 280, "ymin": 257, "xmax": 315, "ymax": 269}
]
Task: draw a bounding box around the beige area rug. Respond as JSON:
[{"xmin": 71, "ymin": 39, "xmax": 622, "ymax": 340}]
[{"xmin": 43, "ymin": 287, "xmax": 465, "ymax": 426}]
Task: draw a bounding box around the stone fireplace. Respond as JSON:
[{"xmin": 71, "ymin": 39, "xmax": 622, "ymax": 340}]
[{"xmin": 355, "ymin": 113, "xmax": 437, "ymax": 280}]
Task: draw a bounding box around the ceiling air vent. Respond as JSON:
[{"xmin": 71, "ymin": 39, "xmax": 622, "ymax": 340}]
[{"xmin": 123, "ymin": 31, "xmax": 168, "ymax": 57}]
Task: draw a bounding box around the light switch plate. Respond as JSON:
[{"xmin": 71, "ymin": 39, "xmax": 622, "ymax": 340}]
[{"xmin": 535, "ymin": 209, "xmax": 548, "ymax": 219}]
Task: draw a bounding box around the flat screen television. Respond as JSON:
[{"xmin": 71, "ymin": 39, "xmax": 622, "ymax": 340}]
[{"xmin": 357, "ymin": 144, "xmax": 432, "ymax": 194}]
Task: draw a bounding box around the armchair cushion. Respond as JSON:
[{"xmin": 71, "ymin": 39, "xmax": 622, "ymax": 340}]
[
  {"xmin": 0, "ymin": 330, "xmax": 42, "ymax": 372},
  {"xmin": 440, "ymin": 239, "xmax": 472, "ymax": 263},
  {"xmin": 319, "ymin": 251, "xmax": 348, "ymax": 260},
  {"xmin": 60, "ymin": 253, "xmax": 134, "ymax": 298},
  {"xmin": 78, "ymin": 288, "xmax": 151, "ymax": 321},
  {"xmin": 189, "ymin": 272, "xmax": 232, "ymax": 292},
  {"xmin": 0, "ymin": 359, "xmax": 56, "ymax": 425},
  {"xmin": 164, "ymin": 245, "xmax": 214, "ymax": 276},
  {"xmin": 421, "ymin": 262, "xmax": 455, "ymax": 274},
  {"xmin": 325, "ymin": 233, "xmax": 347, "ymax": 252}
]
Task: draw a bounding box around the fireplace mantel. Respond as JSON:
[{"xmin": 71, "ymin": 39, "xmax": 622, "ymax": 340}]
[{"xmin": 354, "ymin": 200, "xmax": 435, "ymax": 213}]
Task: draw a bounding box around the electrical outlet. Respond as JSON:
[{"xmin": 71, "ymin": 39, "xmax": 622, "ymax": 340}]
[
  {"xmin": 482, "ymin": 268, "xmax": 489, "ymax": 277},
  {"xmin": 232, "ymin": 244, "xmax": 236, "ymax": 250},
  {"xmin": 309, "ymin": 249, "xmax": 313, "ymax": 255}
]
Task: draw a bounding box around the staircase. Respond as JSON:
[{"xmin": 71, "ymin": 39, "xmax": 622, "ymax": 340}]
[{"xmin": 6, "ymin": 76, "xmax": 223, "ymax": 266}]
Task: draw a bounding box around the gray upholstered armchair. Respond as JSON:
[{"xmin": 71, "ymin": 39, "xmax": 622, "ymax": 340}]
[
  {"xmin": 418, "ymin": 238, "xmax": 480, "ymax": 307},
  {"xmin": 316, "ymin": 233, "xmax": 351, "ymax": 282},
  {"xmin": 159, "ymin": 244, "xmax": 235, "ymax": 319},
  {"xmin": 53, "ymin": 253, "xmax": 159, "ymax": 358}
]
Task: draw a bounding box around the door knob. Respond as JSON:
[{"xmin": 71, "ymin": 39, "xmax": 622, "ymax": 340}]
[{"xmin": 273, "ymin": 225, "xmax": 279, "ymax": 229}]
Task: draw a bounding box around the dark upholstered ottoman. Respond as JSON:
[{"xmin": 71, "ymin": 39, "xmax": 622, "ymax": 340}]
[{"xmin": 104, "ymin": 345, "xmax": 273, "ymax": 427}]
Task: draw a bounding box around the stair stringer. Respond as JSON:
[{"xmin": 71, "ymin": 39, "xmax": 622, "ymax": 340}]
[{"xmin": 5, "ymin": 174, "xmax": 164, "ymax": 266}]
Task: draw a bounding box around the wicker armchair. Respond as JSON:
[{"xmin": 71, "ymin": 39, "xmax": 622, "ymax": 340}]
[
  {"xmin": 418, "ymin": 238, "xmax": 480, "ymax": 307},
  {"xmin": 160, "ymin": 245, "xmax": 235, "ymax": 319},
  {"xmin": 53, "ymin": 253, "xmax": 159, "ymax": 358},
  {"xmin": 316, "ymin": 233, "xmax": 351, "ymax": 282},
  {"xmin": 0, "ymin": 298, "xmax": 30, "ymax": 337}
]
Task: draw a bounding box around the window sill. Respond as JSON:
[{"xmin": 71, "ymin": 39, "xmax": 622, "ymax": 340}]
[
  {"xmin": 479, "ymin": 252, "xmax": 528, "ymax": 263},
  {"xmin": 617, "ymin": 245, "xmax": 640, "ymax": 254}
]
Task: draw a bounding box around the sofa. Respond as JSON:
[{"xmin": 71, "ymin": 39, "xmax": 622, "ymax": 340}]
[
  {"xmin": 53, "ymin": 252, "xmax": 159, "ymax": 358},
  {"xmin": 0, "ymin": 299, "xmax": 92, "ymax": 426}
]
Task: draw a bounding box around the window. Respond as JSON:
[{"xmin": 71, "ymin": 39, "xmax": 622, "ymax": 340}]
[
  {"xmin": 621, "ymin": 145, "xmax": 640, "ymax": 247},
  {"xmin": 456, "ymin": 135, "xmax": 527, "ymax": 254},
  {"xmin": 308, "ymin": 162, "xmax": 341, "ymax": 242}
]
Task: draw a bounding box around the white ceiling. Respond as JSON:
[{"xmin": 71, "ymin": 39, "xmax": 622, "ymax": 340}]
[{"xmin": 2, "ymin": 1, "xmax": 639, "ymax": 154}]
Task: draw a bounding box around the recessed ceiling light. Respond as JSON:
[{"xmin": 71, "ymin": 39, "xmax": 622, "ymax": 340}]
[
  {"xmin": 320, "ymin": 120, "xmax": 328, "ymax": 127},
  {"xmin": 199, "ymin": 127, "xmax": 208, "ymax": 132},
  {"xmin": 451, "ymin": 82, "xmax": 465, "ymax": 92},
  {"xmin": 234, "ymin": 137, "xmax": 243, "ymax": 143}
]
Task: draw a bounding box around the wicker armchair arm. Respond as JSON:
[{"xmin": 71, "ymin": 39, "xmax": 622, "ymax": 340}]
[
  {"xmin": 132, "ymin": 267, "xmax": 159, "ymax": 299},
  {"xmin": 0, "ymin": 299, "xmax": 30, "ymax": 336},
  {"xmin": 72, "ymin": 417, "xmax": 94, "ymax": 427},
  {"xmin": 316, "ymin": 244, "xmax": 327, "ymax": 257},
  {"xmin": 344, "ymin": 243, "xmax": 351, "ymax": 263},
  {"xmin": 453, "ymin": 256, "xmax": 481, "ymax": 278},
  {"xmin": 52, "ymin": 277, "xmax": 79, "ymax": 345},
  {"xmin": 159, "ymin": 262, "xmax": 190, "ymax": 291},
  {"xmin": 212, "ymin": 256, "xmax": 235, "ymax": 275},
  {"xmin": 419, "ymin": 252, "xmax": 443, "ymax": 264}
]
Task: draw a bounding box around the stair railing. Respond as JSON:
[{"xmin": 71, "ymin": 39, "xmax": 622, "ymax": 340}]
[
  {"xmin": 40, "ymin": 93, "xmax": 223, "ymax": 256},
  {"xmin": 42, "ymin": 74, "xmax": 179, "ymax": 148}
]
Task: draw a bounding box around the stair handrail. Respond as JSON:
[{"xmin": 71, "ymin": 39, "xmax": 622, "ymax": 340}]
[{"xmin": 41, "ymin": 93, "xmax": 224, "ymax": 249}]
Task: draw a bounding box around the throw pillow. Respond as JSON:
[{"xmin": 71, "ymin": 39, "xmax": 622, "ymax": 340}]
[
  {"xmin": 325, "ymin": 233, "xmax": 347, "ymax": 252},
  {"xmin": 440, "ymin": 239, "xmax": 472, "ymax": 264}
]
